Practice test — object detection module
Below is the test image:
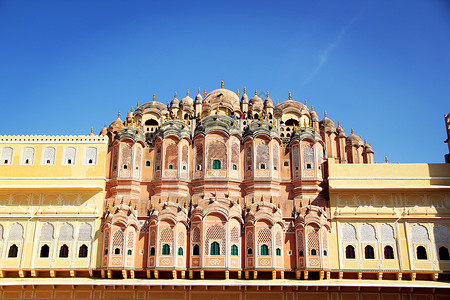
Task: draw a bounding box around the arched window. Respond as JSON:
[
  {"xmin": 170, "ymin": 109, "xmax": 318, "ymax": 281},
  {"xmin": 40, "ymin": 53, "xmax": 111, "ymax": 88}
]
[
  {"xmin": 364, "ymin": 245, "xmax": 375, "ymax": 259},
  {"xmin": 178, "ymin": 247, "xmax": 183, "ymax": 255},
  {"xmin": 85, "ymin": 147, "xmax": 97, "ymax": 164},
  {"xmin": 212, "ymin": 160, "xmax": 221, "ymax": 169},
  {"xmin": 310, "ymin": 249, "xmax": 317, "ymax": 256},
  {"xmin": 439, "ymin": 247, "xmax": 450, "ymax": 260},
  {"xmin": 276, "ymin": 248, "xmax": 281, "ymax": 256},
  {"xmin": 114, "ymin": 248, "xmax": 121, "ymax": 255},
  {"xmin": 324, "ymin": 250, "xmax": 327, "ymax": 256},
  {"xmin": 260, "ymin": 163, "xmax": 265, "ymax": 169},
  {"xmin": 247, "ymin": 248, "xmax": 253, "ymax": 255},
  {"xmin": 210, "ymin": 242, "xmax": 220, "ymax": 255},
  {"xmin": 79, "ymin": 244, "xmax": 88, "ymax": 258},
  {"xmin": 417, "ymin": 246, "xmax": 427, "ymax": 260},
  {"xmin": 280, "ymin": 133, "xmax": 285, "ymax": 137},
  {"xmin": 345, "ymin": 245, "xmax": 355, "ymax": 259},
  {"xmin": 193, "ymin": 244, "xmax": 200, "ymax": 255},
  {"xmin": 1, "ymin": 147, "xmax": 13, "ymax": 164},
  {"xmin": 64, "ymin": 147, "xmax": 76, "ymax": 165},
  {"xmin": 8, "ymin": 244, "xmax": 18, "ymax": 258},
  {"xmin": 22, "ymin": 147, "xmax": 35, "ymax": 164},
  {"xmin": 40, "ymin": 244, "xmax": 50, "ymax": 258},
  {"xmin": 150, "ymin": 247, "xmax": 155, "ymax": 256},
  {"xmin": 299, "ymin": 250, "xmax": 304, "ymax": 257},
  {"xmin": 233, "ymin": 164, "xmax": 237, "ymax": 170},
  {"xmin": 260, "ymin": 244, "xmax": 269, "ymax": 255},
  {"xmin": 162, "ymin": 244, "xmax": 170, "ymax": 255},
  {"xmin": 145, "ymin": 161, "xmax": 151, "ymax": 167},
  {"xmin": 384, "ymin": 245, "xmax": 394, "ymax": 259},
  {"xmin": 168, "ymin": 164, "xmax": 173, "ymax": 169},
  {"xmin": 231, "ymin": 245, "xmax": 238, "ymax": 256},
  {"xmin": 43, "ymin": 147, "xmax": 56, "ymax": 165},
  {"xmin": 59, "ymin": 244, "xmax": 69, "ymax": 258}
]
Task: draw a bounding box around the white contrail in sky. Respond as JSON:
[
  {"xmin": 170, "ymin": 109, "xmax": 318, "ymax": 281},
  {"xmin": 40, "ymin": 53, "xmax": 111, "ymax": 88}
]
[{"xmin": 302, "ymin": 13, "xmax": 363, "ymax": 87}]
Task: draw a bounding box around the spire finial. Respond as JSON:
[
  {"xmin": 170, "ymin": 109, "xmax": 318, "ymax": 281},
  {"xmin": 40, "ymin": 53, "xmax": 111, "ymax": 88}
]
[
  {"xmin": 243, "ymin": 87, "xmax": 246, "ymax": 94},
  {"xmin": 351, "ymin": 128, "xmax": 354, "ymax": 134},
  {"xmin": 311, "ymin": 105, "xmax": 314, "ymax": 111},
  {"xmin": 118, "ymin": 111, "xmax": 121, "ymax": 118},
  {"xmin": 324, "ymin": 110, "xmax": 327, "ymax": 117},
  {"xmin": 137, "ymin": 100, "xmax": 140, "ymax": 107},
  {"xmin": 204, "ymin": 89, "xmax": 207, "ymax": 97},
  {"xmin": 338, "ymin": 120, "xmax": 340, "ymax": 126},
  {"xmin": 385, "ymin": 156, "xmax": 388, "ymax": 163},
  {"xmin": 221, "ymin": 80, "xmax": 224, "ymax": 89},
  {"xmin": 236, "ymin": 89, "xmax": 239, "ymax": 97},
  {"xmin": 289, "ymin": 92, "xmax": 292, "ymax": 100},
  {"xmin": 91, "ymin": 127, "xmax": 93, "ymax": 134},
  {"xmin": 198, "ymin": 87, "xmax": 201, "ymax": 94},
  {"xmin": 187, "ymin": 89, "xmax": 189, "ymax": 96},
  {"xmin": 267, "ymin": 91, "xmax": 269, "ymax": 97},
  {"xmin": 174, "ymin": 92, "xmax": 177, "ymax": 98},
  {"xmin": 131, "ymin": 106, "xmax": 134, "ymax": 113},
  {"xmin": 305, "ymin": 99, "xmax": 307, "ymax": 105},
  {"xmin": 104, "ymin": 121, "xmax": 107, "ymax": 128},
  {"xmin": 153, "ymin": 94, "xmax": 155, "ymax": 102},
  {"xmin": 255, "ymin": 89, "xmax": 257, "ymax": 96}
]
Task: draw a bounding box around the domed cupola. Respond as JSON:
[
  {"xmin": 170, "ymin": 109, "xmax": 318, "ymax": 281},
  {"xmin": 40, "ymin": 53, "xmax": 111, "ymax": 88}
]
[
  {"xmin": 347, "ymin": 128, "xmax": 362, "ymax": 145},
  {"xmin": 202, "ymin": 81, "xmax": 241, "ymax": 116},
  {"xmin": 336, "ymin": 120, "xmax": 345, "ymax": 137},
  {"xmin": 195, "ymin": 88, "xmax": 203, "ymax": 104},
  {"xmin": 249, "ymin": 90, "xmax": 264, "ymax": 111},
  {"xmin": 264, "ymin": 91, "xmax": 273, "ymax": 108},
  {"xmin": 108, "ymin": 111, "xmax": 124, "ymax": 133},
  {"xmin": 180, "ymin": 89, "xmax": 194, "ymax": 109},
  {"xmin": 319, "ymin": 111, "xmax": 336, "ymax": 132},
  {"xmin": 171, "ymin": 92, "xmax": 180, "ymax": 109}
]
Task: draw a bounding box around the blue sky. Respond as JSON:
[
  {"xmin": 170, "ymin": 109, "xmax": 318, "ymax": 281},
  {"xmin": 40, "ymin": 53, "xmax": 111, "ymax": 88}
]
[{"xmin": 0, "ymin": 0, "xmax": 449, "ymax": 163}]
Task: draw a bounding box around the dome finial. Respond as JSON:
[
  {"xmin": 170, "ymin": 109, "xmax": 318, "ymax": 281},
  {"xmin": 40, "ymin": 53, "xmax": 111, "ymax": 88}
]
[
  {"xmin": 267, "ymin": 91, "xmax": 269, "ymax": 97},
  {"xmin": 198, "ymin": 87, "xmax": 201, "ymax": 94},
  {"xmin": 289, "ymin": 92, "xmax": 292, "ymax": 100},
  {"xmin": 187, "ymin": 89, "xmax": 189, "ymax": 96},
  {"xmin": 243, "ymin": 87, "xmax": 246, "ymax": 94},
  {"xmin": 137, "ymin": 100, "xmax": 140, "ymax": 107},
  {"xmin": 351, "ymin": 128, "xmax": 354, "ymax": 134},
  {"xmin": 311, "ymin": 105, "xmax": 314, "ymax": 111},
  {"xmin": 204, "ymin": 89, "xmax": 207, "ymax": 97},
  {"xmin": 338, "ymin": 120, "xmax": 340, "ymax": 126},
  {"xmin": 236, "ymin": 89, "xmax": 239, "ymax": 97},
  {"xmin": 104, "ymin": 121, "xmax": 107, "ymax": 128},
  {"xmin": 91, "ymin": 127, "xmax": 93, "ymax": 134},
  {"xmin": 324, "ymin": 110, "xmax": 327, "ymax": 117},
  {"xmin": 305, "ymin": 99, "xmax": 307, "ymax": 105},
  {"xmin": 221, "ymin": 80, "xmax": 224, "ymax": 89},
  {"xmin": 255, "ymin": 89, "xmax": 257, "ymax": 96},
  {"xmin": 174, "ymin": 92, "xmax": 177, "ymax": 98},
  {"xmin": 153, "ymin": 94, "xmax": 155, "ymax": 102},
  {"xmin": 364, "ymin": 138, "xmax": 367, "ymax": 144},
  {"xmin": 385, "ymin": 156, "xmax": 388, "ymax": 163},
  {"xmin": 118, "ymin": 110, "xmax": 121, "ymax": 118},
  {"xmin": 131, "ymin": 106, "xmax": 134, "ymax": 113},
  {"xmin": 277, "ymin": 98, "xmax": 279, "ymax": 105}
]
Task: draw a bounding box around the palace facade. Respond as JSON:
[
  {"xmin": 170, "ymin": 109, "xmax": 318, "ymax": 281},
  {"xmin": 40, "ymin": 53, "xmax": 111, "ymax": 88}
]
[{"xmin": 0, "ymin": 84, "xmax": 449, "ymax": 299}]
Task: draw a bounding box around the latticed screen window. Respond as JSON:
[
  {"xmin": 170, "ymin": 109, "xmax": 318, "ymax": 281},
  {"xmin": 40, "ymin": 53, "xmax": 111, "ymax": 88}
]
[
  {"xmin": 212, "ymin": 160, "xmax": 221, "ymax": 169},
  {"xmin": 79, "ymin": 244, "xmax": 88, "ymax": 258},
  {"xmin": 261, "ymin": 244, "xmax": 269, "ymax": 255},
  {"xmin": 210, "ymin": 242, "xmax": 220, "ymax": 255},
  {"xmin": 345, "ymin": 245, "xmax": 355, "ymax": 259},
  {"xmin": 59, "ymin": 244, "xmax": 69, "ymax": 258},
  {"xmin": 365, "ymin": 245, "xmax": 375, "ymax": 259},
  {"xmin": 384, "ymin": 245, "xmax": 394, "ymax": 259},
  {"xmin": 162, "ymin": 244, "xmax": 170, "ymax": 255},
  {"xmin": 193, "ymin": 244, "xmax": 200, "ymax": 255},
  {"xmin": 231, "ymin": 245, "xmax": 238, "ymax": 256}
]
